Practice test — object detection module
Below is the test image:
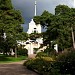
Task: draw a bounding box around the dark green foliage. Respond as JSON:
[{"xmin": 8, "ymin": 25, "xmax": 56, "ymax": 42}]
[
  {"xmin": 24, "ymin": 49, "xmax": 75, "ymax": 75},
  {"xmin": 36, "ymin": 48, "xmax": 57, "ymax": 58},
  {"xmin": 55, "ymin": 5, "xmax": 70, "ymax": 15},
  {"xmin": 0, "ymin": 0, "xmax": 27, "ymax": 54},
  {"xmin": 17, "ymin": 48, "xmax": 28, "ymax": 56},
  {"xmin": 16, "ymin": 32, "xmax": 28, "ymax": 40},
  {"xmin": 0, "ymin": 0, "xmax": 13, "ymax": 10},
  {"xmin": 24, "ymin": 58, "xmax": 60, "ymax": 75},
  {"xmin": 44, "ymin": 48, "xmax": 57, "ymax": 57},
  {"xmin": 34, "ymin": 16, "xmax": 41, "ymax": 24},
  {"xmin": 36, "ymin": 52, "xmax": 48, "ymax": 57},
  {"xmin": 29, "ymin": 33, "xmax": 42, "ymax": 40},
  {"xmin": 56, "ymin": 50, "xmax": 75, "ymax": 75},
  {"xmin": 34, "ymin": 5, "xmax": 75, "ymax": 50},
  {"xmin": 34, "ymin": 10, "xmax": 53, "ymax": 27}
]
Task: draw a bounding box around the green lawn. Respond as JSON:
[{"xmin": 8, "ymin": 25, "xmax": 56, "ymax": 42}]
[{"xmin": 0, "ymin": 54, "xmax": 27, "ymax": 63}]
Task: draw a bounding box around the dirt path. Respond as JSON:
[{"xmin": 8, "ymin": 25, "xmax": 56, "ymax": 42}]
[{"xmin": 0, "ymin": 60, "xmax": 38, "ymax": 75}]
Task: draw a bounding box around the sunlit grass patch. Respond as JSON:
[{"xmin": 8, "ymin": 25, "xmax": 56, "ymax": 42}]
[{"xmin": 0, "ymin": 54, "xmax": 27, "ymax": 63}]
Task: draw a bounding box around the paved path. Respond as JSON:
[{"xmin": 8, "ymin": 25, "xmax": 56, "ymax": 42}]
[{"xmin": 0, "ymin": 60, "xmax": 38, "ymax": 75}]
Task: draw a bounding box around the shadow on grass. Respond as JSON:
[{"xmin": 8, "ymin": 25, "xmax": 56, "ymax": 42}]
[
  {"xmin": 0, "ymin": 54, "xmax": 27, "ymax": 63},
  {"xmin": 0, "ymin": 55, "xmax": 11, "ymax": 62}
]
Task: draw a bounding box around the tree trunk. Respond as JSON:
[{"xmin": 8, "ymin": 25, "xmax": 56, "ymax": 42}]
[
  {"xmin": 71, "ymin": 27, "xmax": 75, "ymax": 49},
  {"xmin": 15, "ymin": 47, "xmax": 17, "ymax": 58}
]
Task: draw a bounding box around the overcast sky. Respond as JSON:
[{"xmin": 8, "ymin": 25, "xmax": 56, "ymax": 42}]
[{"xmin": 11, "ymin": 0, "xmax": 74, "ymax": 32}]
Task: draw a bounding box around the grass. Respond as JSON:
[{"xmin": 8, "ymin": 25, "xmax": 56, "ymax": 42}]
[{"xmin": 0, "ymin": 54, "xmax": 27, "ymax": 63}]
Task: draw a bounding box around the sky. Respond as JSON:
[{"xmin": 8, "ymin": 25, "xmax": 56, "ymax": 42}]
[{"xmin": 11, "ymin": 0, "xmax": 74, "ymax": 32}]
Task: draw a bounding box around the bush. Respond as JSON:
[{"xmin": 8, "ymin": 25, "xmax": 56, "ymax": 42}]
[
  {"xmin": 17, "ymin": 48, "xmax": 28, "ymax": 56},
  {"xmin": 23, "ymin": 59, "xmax": 35, "ymax": 70},
  {"xmin": 56, "ymin": 50, "xmax": 75, "ymax": 75},
  {"xmin": 36, "ymin": 52, "xmax": 48, "ymax": 58},
  {"xmin": 24, "ymin": 49, "xmax": 75, "ymax": 75},
  {"xmin": 44, "ymin": 48, "xmax": 58, "ymax": 57},
  {"xmin": 24, "ymin": 58, "xmax": 60, "ymax": 75}
]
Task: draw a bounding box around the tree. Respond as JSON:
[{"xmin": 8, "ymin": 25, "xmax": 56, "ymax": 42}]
[
  {"xmin": 0, "ymin": 0, "xmax": 27, "ymax": 57},
  {"xmin": 29, "ymin": 33, "xmax": 42, "ymax": 40},
  {"xmin": 34, "ymin": 5, "xmax": 75, "ymax": 51},
  {"xmin": 55, "ymin": 5, "xmax": 75, "ymax": 49}
]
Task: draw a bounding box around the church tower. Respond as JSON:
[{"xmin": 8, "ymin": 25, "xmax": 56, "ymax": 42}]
[
  {"xmin": 26, "ymin": 1, "xmax": 43, "ymax": 58},
  {"xmin": 27, "ymin": 1, "xmax": 41, "ymax": 34}
]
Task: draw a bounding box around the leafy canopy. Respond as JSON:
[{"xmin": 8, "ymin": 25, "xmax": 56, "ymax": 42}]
[
  {"xmin": 34, "ymin": 5, "xmax": 75, "ymax": 50},
  {"xmin": 0, "ymin": 0, "xmax": 28, "ymax": 53}
]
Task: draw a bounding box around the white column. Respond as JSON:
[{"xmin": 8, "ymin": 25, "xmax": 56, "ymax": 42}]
[
  {"xmin": 28, "ymin": 44, "xmax": 31, "ymax": 55},
  {"xmin": 35, "ymin": 1, "xmax": 37, "ymax": 16},
  {"xmin": 30, "ymin": 43, "xmax": 34, "ymax": 54}
]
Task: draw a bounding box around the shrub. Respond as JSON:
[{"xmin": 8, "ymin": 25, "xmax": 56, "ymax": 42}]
[
  {"xmin": 24, "ymin": 58, "xmax": 60, "ymax": 75},
  {"xmin": 44, "ymin": 48, "xmax": 58, "ymax": 57},
  {"xmin": 24, "ymin": 48, "xmax": 75, "ymax": 75},
  {"xmin": 23, "ymin": 59, "xmax": 35, "ymax": 70},
  {"xmin": 42, "ymin": 57, "xmax": 55, "ymax": 61},
  {"xmin": 17, "ymin": 48, "xmax": 28, "ymax": 56},
  {"xmin": 36, "ymin": 52, "xmax": 48, "ymax": 58},
  {"xmin": 56, "ymin": 50, "xmax": 75, "ymax": 75}
]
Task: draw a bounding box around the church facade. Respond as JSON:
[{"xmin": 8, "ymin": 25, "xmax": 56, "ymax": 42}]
[
  {"xmin": 27, "ymin": 19, "xmax": 41, "ymax": 34},
  {"xmin": 25, "ymin": 1, "xmax": 43, "ymax": 58},
  {"xmin": 18, "ymin": 1, "xmax": 58, "ymax": 58},
  {"xmin": 27, "ymin": 1, "xmax": 41, "ymax": 34}
]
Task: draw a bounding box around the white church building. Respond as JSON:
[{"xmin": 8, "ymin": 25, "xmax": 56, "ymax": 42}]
[
  {"xmin": 25, "ymin": 1, "xmax": 43, "ymax": 57},
  {"xmin": 27, "ymin": 19, "xmax": 41, "ymax": 34},
  {"xmin": 27, "ymin": 1, "xmax": 41, "ymax": 34},
  {"xmin": 18, "ymin": 1, "xmax": 58, "ymax": 58}
]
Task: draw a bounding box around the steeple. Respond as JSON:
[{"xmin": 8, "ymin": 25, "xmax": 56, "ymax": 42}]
[
  {"xmin": 74, "ymin": 0, "xmax": 75, "ymax": 8},
  {"xmin": 27, "ymin": 0, "xmax": 41, "ymax": 34},
  {"xmin": 35, "ymin": 0, "xmax": 37, "ymax": 16}
]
